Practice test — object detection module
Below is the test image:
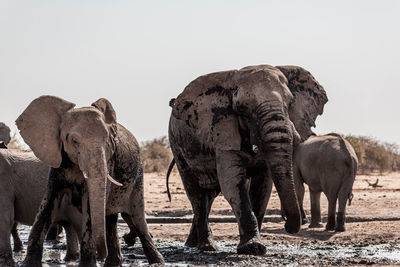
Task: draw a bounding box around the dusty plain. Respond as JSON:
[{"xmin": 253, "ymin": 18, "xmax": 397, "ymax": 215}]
[{"xmin": 14, "ymin": 172, "xmax": 400, "ymax": 266}]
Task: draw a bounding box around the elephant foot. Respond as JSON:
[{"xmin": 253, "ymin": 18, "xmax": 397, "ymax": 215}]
[
  {"xmin": 198, "ymin": 239, "xmax": 218, "ymax": 251},
  {"xmin": 335, "ymin": 224, "xmax": 346, "ymax": 232},
  {"xmin": 335, "ymin": 212, "xmax": 346, "ymax": 232},
  {"xmin": 325, "ymin": 223, "xmax": 335, "ymax": 231},
  {"xmin": 20, "ymin": 257, "xmax": 42, "ymax": 267},
  {"xmin": 104, "ymin": 251, "xmax": 122, "ymax": 267},
  {"xmin": 146, "ymin": 250, "xmax": 164, "ymax": 265},
  {"xmin": 78, "ymin": 259, "xmax": 97, "ymax": 267},
  {"xmin": 301, "ymin": 217, "xmax": 309, "ymax": 225},
  {"xmin": 237, "ymin": 237, "xmax": 266, "ymax": 256},
  {"xmin": 185, "ymin": 235, "xmax": 198, "ymax": 248},
  {"xmin": 13, "ymin": 242, "xmax": 23, "ymax": 252},
  {"xmin": 123, "ymin": 232, "xmax": 137, "ymax": 247},
  {"xmin": 308, "ymin": 222, "xmax": 324, "ymax": 228},
  {"xmin": 64, "ymin": 251, "xmax": 80, "ymax": 261},
  {"xmin": 0, "ymin": 255, "xmax": 15, "ymax": 267}
]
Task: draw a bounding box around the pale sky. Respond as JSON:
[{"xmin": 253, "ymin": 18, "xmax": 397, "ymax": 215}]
[{"xmin": 1, "ymin": 1, "xmax": 399, "ymax": 146}]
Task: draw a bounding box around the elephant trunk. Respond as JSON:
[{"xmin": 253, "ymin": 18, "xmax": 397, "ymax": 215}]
[
  {"xmin": 256, "ymin": 104, "xmax": 301, "ymax": 234},
  {"xmin": 79, "ymin": 147, "xmax": 108, "ymax": 260}
]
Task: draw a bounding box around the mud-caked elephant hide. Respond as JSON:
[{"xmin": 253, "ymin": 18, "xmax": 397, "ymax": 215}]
[
  {"xmin": 0, "ymin": 149, "xmax": 80, "ymax": 267},
  {"xmin": 168, "ymin": 65, "xmax": 328, "ymax": 255},
  {"xmin": 293, "ymin": 133, "xmax": 358, "ymax": 232},
  {"xmin": 16, "ymin": 96, "xmax": 163, "ymax": 266}
]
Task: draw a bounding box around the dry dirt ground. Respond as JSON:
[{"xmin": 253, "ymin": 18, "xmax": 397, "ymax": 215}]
[{"xmin": 14, "ymin": 172, "xmax": 400, "ymax": 266}]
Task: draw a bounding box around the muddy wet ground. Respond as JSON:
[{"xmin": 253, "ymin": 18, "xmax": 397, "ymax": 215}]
[{"xmin": 12, "ymin": 172, "xmax": 400, "ymax": 266}]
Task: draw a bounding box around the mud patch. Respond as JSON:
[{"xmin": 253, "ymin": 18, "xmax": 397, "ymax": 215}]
[{"xmin": 12, "ymin": 225, "xmax": 400, "ymax": 266}]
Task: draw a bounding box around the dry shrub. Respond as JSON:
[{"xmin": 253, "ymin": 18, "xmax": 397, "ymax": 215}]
[
  {"xmin": 141, "ymin": 136, "xmax": 173, "ymax": 173},
  {"xmin": 344, "ymin": 135, "xmax": 400, "ymax": 174},
  {"xmin": 7, "ymin": 133, "xmax": 30, "ymax": 151},
  {"xmin": 139, "ymin": 134, "xmax": 400, "ymax": 175}
]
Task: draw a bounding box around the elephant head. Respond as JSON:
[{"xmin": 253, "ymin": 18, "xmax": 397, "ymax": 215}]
[
  {"xmin": 16, "ymin": 95, "xmax": 121, "ymax": 259},
  {"xmin": 0, "ymin": 122, "xmax": 11, "ymax": 145}
]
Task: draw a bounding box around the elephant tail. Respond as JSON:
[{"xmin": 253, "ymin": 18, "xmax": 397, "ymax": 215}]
[
  {"xmin": 347, "ymin": 155, "xmax": 358, "ymax": 206},
  {"xmin": 334, "ymin": 134, "xmax": 358, "ymax": 206},
  {"xmin": 338, "ymin": 151, "xmax": 358, "ymax": 207},
  {"xmin": 166, "ymin": 158, "xmax": 175, "ymax": 202}
]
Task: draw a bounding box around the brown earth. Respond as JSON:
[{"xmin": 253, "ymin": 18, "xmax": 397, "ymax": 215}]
[
  {"xmin": 14, "ymin": 172, "xmax": 400, "ymax": 266},
  {"xmin": 141, "ymin": 171, "xmax": 400, "ymax": 266},
  {"xmin": 145, "ymin": 171, "xmax": 400, "ymax": 243}
]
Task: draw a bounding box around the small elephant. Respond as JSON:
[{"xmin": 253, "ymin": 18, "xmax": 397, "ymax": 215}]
[
  {"xmin": 0, "ymin": 122, "xmax": 11, "ymax": 146},
  {"xmin": 16, "ymin": 96, "xmax": 163, "ymax": 266},
  {"xmin": 168, "ymin": 65, "xmax": 328, "ymax": 255},
  {"xmin": 0, "ymin": 148, "xmax": 80, "ymax": 267},
  {"xmin": 293, "ymin": 133, "xmax": 358, "ymax": 232}
]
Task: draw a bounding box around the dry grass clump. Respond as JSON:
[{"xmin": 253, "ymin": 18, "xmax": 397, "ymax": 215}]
[
  {"xmin": 7, "ymin": 133, "xmax": 29, "ymax": 151},
  {"xmin": 345, "ymin": 135, "xmax": 400, "ymax": 174},
  {"xmin": 139, "ymin": 134, "xmax": 400, "ymax": 175},
  {"xmin": 141, "ymin": 136, "xmax": 173, "ymax": 173}
]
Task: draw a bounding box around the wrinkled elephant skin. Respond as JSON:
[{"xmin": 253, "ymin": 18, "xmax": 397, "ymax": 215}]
[
  {"xmin": 16, "ymin": 96, "xmax": 163, "ymax": 266},
  {"xmin": 168, "ymin": 65, "xmax": 328, "ymax": 255},
  {"xmin": 293, "ymin": 134, "xmax": 358, "ymax": 232}
]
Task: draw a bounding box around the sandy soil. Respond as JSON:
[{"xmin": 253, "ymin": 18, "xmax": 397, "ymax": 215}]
[{"xmin": 13, "ymin": 172, "xmax": 400, "ymax": 266}]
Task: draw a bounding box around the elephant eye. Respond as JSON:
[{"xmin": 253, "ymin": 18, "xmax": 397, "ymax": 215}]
[{"xmin": 67, "ymin": 133, "xmax": 80, "ymax": 146}]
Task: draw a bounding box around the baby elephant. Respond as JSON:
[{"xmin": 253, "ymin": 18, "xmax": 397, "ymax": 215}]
[
  {"xmin": 0, "ymin": 148, "xmax": 80, "ymax": 267},
  {"xmin": 293, "ymin": 133, "xmax": 358, "ymax": 232}
]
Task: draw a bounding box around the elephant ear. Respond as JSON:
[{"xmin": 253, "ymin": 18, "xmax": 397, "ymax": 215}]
[
  {"xmin": 171, "ymin": 70, "xmax": 235, "ymax": 129},
  {"xmin": 276, "ymin": 65, "xmax": 328, "ymax": 141},
  {"xmin": 16, "ymin": 95, "xmax": 75, "ymax": 168},
  {"xmin": 91, "ymin": 98, "xmax": 117, "ymax": 124}
]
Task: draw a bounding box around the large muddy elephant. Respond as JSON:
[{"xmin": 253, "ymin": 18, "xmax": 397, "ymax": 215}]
[
  {"xmin": 0, "ymin": 148, "xmax": 80, "ymax": 267},
  {"xmin": 16, "ymin": 96, "xmax": 163, "ymax": 266},
  {"xmin": 293, "ymin": 133, "xmax": 358, "ymax": 232},
  {"xmin": 168, "ymin": 65, "xmax": 328, "ymax": 255}
]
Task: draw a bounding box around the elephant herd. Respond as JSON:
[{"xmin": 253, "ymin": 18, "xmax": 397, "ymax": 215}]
[{"xmin": 0, "ymin": 64, "xmax": 358, "ymax": 266}]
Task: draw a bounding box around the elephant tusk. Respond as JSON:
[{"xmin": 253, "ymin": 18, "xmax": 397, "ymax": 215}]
[
  {"xmin": 107, "ymin": 174, "xmax": 123, "ymax": 186},
  {"xmin": 83, "ymin": 172, "xmax": 89, "ymax": 180}
]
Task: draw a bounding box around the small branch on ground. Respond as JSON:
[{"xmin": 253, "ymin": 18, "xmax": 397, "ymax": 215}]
[{"xmin": 365, "ymin": 178, "xmax": 383, "ymax": 188}]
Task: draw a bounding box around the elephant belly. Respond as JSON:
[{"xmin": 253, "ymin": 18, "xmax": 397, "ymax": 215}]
[
  {"xmin": 185, "ymin": 157, "xmax": 219, "ymax": 190},
  {"xmin": 106, "ymin": 183, "xmax": 132, "ymax": 214},
  {"xmin": 170, "ymin": 116, "xmax": 219, "ymax": 190},
  {"xmin": 197, "ymin": 171, "xmax": 219, "ymax": 189}
]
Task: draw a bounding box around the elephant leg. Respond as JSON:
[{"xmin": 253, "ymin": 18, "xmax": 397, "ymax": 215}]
[
  {"xmin": 335, "ymin": 199, "xmax": 346, "ymax": 232},
  {"xmin": 179, "ymin": 170, "xmax": 218, "ymax": 250},
  {"xmin": 123, "ymin": 174, "xmax": 164, "ymax": 264},
  {"xmin": 187, "ymin": 188, "xmax": 218, "ymax": 251},
  {"xmin": 217, "ymin": 150, "xmax": 265, "ymax": 256},
  {"xmin": 11, "ymin": 222, "xmax": 23, "ymax": 252},
  {"xmin": 295, "ymin": 181, "xmax": 308, "ymax": 225},
  {"xmin": 325, "ymin": 194, "xmax": 337, "ymax": 231},
  {"xmin": 104, "ymin": 214, "xmax": 122, "ymax": 267},
  {"xmin": 293, "ymin": 167, "xmax": 308, "ymax": 225},
  {"xmin": 121, "ymin": 213, "xmax": 138, "ymax": 247},
  {"xmin": 249, "ymin": 173, "xmax": 272, "ymax": 231},
  {"xmin": 122, "ymin": 212, "xmax": 163, "ymax": 264},
  {"xmin": 335, "ymin": 190, "xmax": 349, "ymax": 232},
  {"xmin": 335, "ymin": 175, "xmax": 354, "ymax": 232},
  {"xmin": 63, "ymin": 223, "xmax": 80, "ymax": 262},
  {"xmin": 45, "ymin": 224, "xmax": 61, "ymax": 242},
  {"xmin": 0, "ymin": 197, "xmax": 14, "ymax": 266},
  {"xmin": 21, "ymin": 174, "xmax": 62, "ymax": 267},
  {"xmin": 308, "ymin": 190, "xmax": 323, "ymax": 228}
]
